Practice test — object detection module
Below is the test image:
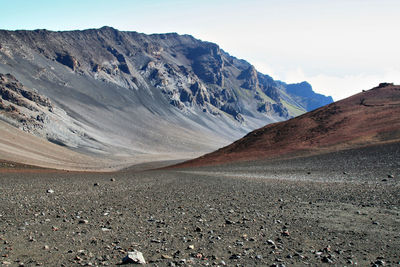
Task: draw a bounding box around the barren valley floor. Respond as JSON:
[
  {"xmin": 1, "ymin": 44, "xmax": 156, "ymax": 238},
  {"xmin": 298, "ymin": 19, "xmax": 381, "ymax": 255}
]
[{"xmin": 0, "ymin": 143, "xmax": 399, "ymax": 266}]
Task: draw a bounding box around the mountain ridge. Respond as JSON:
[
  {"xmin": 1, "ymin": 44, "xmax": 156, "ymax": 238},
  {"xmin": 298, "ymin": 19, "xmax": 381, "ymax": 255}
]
[{"xmin": 0, "ymin": 27, "xmax": 333, "ymax": 168}]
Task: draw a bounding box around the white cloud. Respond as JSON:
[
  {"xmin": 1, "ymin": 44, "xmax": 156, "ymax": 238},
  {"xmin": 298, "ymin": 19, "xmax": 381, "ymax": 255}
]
[{"xmin": 281, "ymin": 68, "xmax": 400, "ymax": 101}]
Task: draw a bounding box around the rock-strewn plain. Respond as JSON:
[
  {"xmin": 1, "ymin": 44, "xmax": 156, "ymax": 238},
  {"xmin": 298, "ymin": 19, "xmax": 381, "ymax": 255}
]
[{"xmin": 1, "ymin": 143, "xmax": 399, "ymax": 266}]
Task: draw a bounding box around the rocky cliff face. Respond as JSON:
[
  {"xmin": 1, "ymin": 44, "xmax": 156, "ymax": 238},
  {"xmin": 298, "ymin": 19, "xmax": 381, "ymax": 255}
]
[
  {"xmin": 0, "ymin": 27, "xmax": 333, "ymax": 158},
  {"xmin": 0, "ymin": 73, "xmax": 52, "ymax": 130}
]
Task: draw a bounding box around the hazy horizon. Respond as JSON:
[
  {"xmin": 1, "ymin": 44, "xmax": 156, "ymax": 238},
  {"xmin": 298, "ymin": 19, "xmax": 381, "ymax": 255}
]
[{"xmin": 1, "ymin": 0, "xmax": 399, "ymax": 100}]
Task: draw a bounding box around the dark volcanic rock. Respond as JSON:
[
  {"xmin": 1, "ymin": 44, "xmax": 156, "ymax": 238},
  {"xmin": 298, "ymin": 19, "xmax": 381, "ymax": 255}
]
[
  {"xmin": 0, "ymin": 73, "xmax": 53, "ymax": 126},
  {"xmin": 239, "ymin": 65, "xmax": 259, "ymax": 90},
  {"xmin": 55, "ymin": 53, "xmax": 79, "ymax": 71}
]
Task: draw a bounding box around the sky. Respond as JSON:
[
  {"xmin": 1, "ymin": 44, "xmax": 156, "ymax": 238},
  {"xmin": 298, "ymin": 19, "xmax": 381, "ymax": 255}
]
[{"xmin": 1, "ymin": 0, "xmax": 400, "ymax": 100}]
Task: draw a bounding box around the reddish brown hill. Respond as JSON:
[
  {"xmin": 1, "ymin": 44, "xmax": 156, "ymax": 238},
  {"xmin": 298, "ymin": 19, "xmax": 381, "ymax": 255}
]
[{"xmin": 175, "ymin": 83, "xmax": 400, "ymax": 168}]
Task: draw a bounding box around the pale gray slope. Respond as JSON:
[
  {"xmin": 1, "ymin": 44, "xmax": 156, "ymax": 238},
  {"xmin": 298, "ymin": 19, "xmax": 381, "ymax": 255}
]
[{"xmin": 0, "ymin": 54, "xmax": 240, "ymax": 158}]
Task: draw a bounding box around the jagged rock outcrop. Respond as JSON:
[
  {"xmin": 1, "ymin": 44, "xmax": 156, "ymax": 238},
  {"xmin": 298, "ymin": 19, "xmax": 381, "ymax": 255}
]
[
  {"xmin": 0, "ymin": 73, "xmax": 98, "ymax": 148},
  {"xmin": 0, "ymin": 73, "xmax": 52, "ymax": 130},
  {"xmin": 56, "ymin": 53, "xmax": 79, "ymax": 71},
  {"xmin": 238, "ymin": 66, "xmax": 259, "ymax": 90},
  {"xmin": 257, "ymin": 102, "xmax": 289, "ymax": 118}
]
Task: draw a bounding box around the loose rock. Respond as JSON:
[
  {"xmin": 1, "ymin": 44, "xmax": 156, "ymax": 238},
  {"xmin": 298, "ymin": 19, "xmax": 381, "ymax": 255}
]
[
  {"xmin": 267, "ymin": 239, "xmax": 276, "ymax": 246},
  {"xmin": 122, "ymin": 250, "xmax": 146, "ymax": 264}
]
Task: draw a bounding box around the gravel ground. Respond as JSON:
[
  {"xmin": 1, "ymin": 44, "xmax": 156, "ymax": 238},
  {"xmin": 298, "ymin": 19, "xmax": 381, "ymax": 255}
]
[{"xmin": 0, "ymin": 143, "xmax": 399, "ymax": 266}]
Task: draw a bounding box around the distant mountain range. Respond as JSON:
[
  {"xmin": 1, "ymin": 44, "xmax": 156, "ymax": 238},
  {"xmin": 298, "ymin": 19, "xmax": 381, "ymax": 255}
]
[
  {"xmin": 0, "ymin": 27, "xmax": 332, "ymax": 165},
  {"xmin": 175, "ymin": 83, "xmax": 400, "ymax": 168}
]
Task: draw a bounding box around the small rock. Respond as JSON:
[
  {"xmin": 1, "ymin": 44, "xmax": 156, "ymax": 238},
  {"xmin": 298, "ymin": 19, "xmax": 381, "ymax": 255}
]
[
  {"xmin": 267, "ymin": 239, "xmax": 275, "ymax": 246},
  {"xmin": 236, "ymin": 241, "xmax": 244, "ymax": 246},
  {"xmin": 374, "ymin": 259, "xmax": 385, "ymax": 266},
  {"xmin": 382, "ymin": 179, "xmax": 388, "ymax": 182},
  {"xmin": 388, "ymin": 174, "xmax": 394, "ymax": 178},
  {"xmin": 187, "ymin": 245, "xmax": 194, "ymax": 250},
  {"xmin": 110, "ymin": 178, "xmax": 116, "ymax": 182},
  {"xmin": 322, "ymin": 256, "xmax": 333, "ymax": 263},
  {"xmin": 230, "ymin": 254, "xmax": 240, "ymax": 259},
  {"xmin": 43, "ymin": 245, "xmax": 49, "ymax": 250},
  {"xmin": 46, "ymin": 189, "xmax": 54, "ymax": 194},
  {"xmin": 122, "ymin": 251, "xmax": 146, "ymax": 264},
  {"xmin": 78, "ymin": 220, "xmax": 89, "ymax": 224},
  {"xmin": 161, "ymin": 254, "xmax": 172, "ymax": 259},
  {"xmin": 94, "ymin": 183, "xmax": 99, "ymax": 187},
  {"xmin": 281, "ymin": 230, "xmax": 290, "ymax": 236}
]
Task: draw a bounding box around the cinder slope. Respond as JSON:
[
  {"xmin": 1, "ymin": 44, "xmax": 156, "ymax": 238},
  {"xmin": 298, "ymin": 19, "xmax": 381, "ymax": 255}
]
[
  {"xmin": 0, "ymin": 118, "xmax": 202, "ymax": 171},
  {"xmin": 177, "ymin": 83, "xmax": 400, "ymax": 167}
]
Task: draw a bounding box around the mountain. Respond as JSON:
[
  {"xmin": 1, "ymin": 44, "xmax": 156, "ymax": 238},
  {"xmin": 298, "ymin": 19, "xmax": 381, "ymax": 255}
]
[
  {"xmin": 283, "ymin": 81, "xmax": 333, "ymax": 111},
  {"xmin": 175, "ymin": 83, "xmax": 400, "ymax": 168},
  {"xmin": 0, "ymin": 27, "xmax": 332, "ymax": 168}
]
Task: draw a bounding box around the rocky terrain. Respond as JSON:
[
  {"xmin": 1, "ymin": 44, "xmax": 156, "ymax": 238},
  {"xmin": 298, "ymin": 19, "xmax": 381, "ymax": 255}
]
[
  {"xmin": 0, "ymin": 73, "xmax": 103, "ymax": 150},
  {"xmin": 0, "ymin": 142, "xmax": 399, "ymax": 266},
  {"xmin": 0, "ymin": 27, "xmax": 332, "ymax": 168},
  {"xmin": 176, "ymin": 83, "xmax": 400, "ymax": 168}
]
